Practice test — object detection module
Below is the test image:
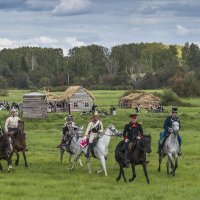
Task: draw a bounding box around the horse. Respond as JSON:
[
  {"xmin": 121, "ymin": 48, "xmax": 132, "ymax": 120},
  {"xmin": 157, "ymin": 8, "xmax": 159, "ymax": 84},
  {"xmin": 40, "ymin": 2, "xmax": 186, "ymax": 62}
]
[
  {"xmin": 115, "ymin": 134, "xmax": 152, "ymax": 183},
  {"xmin": 10, "ymin": 120, "xmax": 28, "ymax": 168},
  {"xmin": 158, "ymin": 121, "xmax": 180, "ymax": 176},
  {"xmin": 70, "ymin": 124, "xmax": 122, "ymax": 176},
  {"xmin": 60, "ymin": 126, "xmax": 83, "ymax": 166},
  {"xmin": 0, "ymin": 133, "xmax": 13, "ymax": 172}
]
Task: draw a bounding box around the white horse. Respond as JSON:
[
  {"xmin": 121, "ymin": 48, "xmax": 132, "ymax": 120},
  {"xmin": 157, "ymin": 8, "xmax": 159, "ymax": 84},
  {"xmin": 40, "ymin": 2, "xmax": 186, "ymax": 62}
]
[
  {"xmin": 60, "ymin": 126, "xmax": 83, "ymax": 166},
  {"xmin": 158, "ymin": 121, "xmax": 180, "ymax": 176},
  {"xmin": 70, "ymin": 124, "xmax": 122, "ymax": 176}
]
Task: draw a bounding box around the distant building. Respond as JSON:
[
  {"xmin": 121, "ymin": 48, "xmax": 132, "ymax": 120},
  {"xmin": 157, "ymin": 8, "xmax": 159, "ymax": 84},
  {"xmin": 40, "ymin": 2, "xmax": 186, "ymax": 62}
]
[
  {"xmin": 46, "ymin": 86, "xmax": 95, "ymax": 112},
  {"xmin": 22, "ymin": 92, "xmax": 47, "ymax": 119},
  {"xmin": 119, "ymin": 92, "xmax": 160, "ymax": 109}
]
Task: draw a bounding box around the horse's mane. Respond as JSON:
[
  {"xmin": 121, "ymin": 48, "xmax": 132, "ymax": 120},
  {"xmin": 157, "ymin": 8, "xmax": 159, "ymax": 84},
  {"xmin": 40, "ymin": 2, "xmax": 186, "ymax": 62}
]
[{"xmin": 143, "ymin": 134, "xmax": 151, "ymax": 139}]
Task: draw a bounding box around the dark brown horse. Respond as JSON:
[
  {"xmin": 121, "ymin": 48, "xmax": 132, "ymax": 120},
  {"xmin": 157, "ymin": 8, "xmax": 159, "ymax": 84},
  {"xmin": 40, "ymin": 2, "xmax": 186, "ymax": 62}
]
[
  {"xmin": 10, "ymin": 120, "xmax": 28, "ymax": 167},
  {"xmin": 115, "ymin": 134, "xmax": 151, "ymax": 183},
  {"xmin": 0, "ymin": 133, "xmax": 13, "ymax": 172}
]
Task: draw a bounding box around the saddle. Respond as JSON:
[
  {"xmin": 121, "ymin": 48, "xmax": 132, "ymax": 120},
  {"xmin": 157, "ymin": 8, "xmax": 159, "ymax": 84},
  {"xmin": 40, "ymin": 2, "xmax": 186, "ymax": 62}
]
[{"xmin": 117, "ymin": 140, "xmax": 137, "ymax": 153}]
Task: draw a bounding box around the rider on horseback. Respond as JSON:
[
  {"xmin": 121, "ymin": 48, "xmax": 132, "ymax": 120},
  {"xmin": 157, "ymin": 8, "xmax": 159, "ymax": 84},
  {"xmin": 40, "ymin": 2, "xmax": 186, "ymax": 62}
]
[
  {"xmin": 158, "ymin": 107, "xmax": 182, "ymax": 154},
  {"xmin": 5, "ymin": 109, "xmax": 20, "ymax": 136},
  {"xmin": 123, "ymin": 114, "xmax": 143, "ymax": 165},
  {"xmin": 84, "ymin": 111, "xmax": 103, "ymax": 158},
  {"xmin": 59, "ymin": 115, "xmax": 78, "ymax": 150}
]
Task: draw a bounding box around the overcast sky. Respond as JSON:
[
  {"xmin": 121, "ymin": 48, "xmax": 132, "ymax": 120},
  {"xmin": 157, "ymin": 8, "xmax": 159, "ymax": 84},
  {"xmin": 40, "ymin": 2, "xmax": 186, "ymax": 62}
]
[{"xmin": 0, "ymin": 0, "xmax": 200, "ymax": 55}]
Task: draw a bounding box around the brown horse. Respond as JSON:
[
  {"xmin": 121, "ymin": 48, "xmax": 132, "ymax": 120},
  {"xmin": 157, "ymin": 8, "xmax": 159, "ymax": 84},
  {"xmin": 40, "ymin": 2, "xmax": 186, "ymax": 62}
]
[
  {"xmin": 115, "ymin": 134, "xmax": 152, "ymax": 183},
  {"xmin": 10, "ymin": 120, "xmax": 28, "ymax": 167},
  {"xmin": 0, "ymin": 133, "xmax": 13, "ymax": 172}
]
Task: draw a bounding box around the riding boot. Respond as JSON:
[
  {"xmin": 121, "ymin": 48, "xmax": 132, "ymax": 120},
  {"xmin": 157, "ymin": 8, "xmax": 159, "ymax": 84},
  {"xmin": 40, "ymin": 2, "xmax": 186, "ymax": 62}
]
[
  {"xmin": 86, "ymin": 143, "xmax": 92, "ymax": 158},
  {"xmin": 124, "ymin": 142, "xmax": 130, "ymax": 165},
  {"xmin": 157, "ymin": 142, "xmax": 162, "ymax": 154}
]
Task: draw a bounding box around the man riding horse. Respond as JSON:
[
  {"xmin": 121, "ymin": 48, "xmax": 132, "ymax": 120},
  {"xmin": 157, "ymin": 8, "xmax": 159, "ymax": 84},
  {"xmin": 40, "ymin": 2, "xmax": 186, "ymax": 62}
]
[
  {"xmin": 58, "ymin": 115, "xmax": 79, "ymax": 151},
  {"xmin": 158, "ymin": 107, "xmax": 182, "ymax": 155},
  {"xmin": 5, "ymin": 109, "xmax": 20, "ymax": 136},
  {"xmin": 84, "ymin": 111, "xmax": 103, "ymax": 158},
  {"xmin": 123, "ymin": 114, "xmax": 144, "ymax": 165}
]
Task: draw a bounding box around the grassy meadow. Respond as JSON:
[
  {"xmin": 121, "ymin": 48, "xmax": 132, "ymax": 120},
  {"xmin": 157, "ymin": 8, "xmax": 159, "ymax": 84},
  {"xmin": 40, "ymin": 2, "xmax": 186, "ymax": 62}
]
[{"xmin": 0, "ymin": 90, "xmax": 200, "ymax": 200}]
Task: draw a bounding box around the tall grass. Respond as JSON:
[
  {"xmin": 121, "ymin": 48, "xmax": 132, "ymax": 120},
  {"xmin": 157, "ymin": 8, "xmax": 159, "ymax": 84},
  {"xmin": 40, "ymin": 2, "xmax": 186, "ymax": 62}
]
[{"xmin": 0, "ymin": 90, "xmax": 199, "ymax": 200}]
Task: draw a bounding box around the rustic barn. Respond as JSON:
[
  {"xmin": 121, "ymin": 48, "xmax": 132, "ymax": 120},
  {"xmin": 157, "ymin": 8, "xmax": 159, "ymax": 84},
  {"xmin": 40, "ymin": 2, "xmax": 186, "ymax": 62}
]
[
  {"xmin": 22, "ymin": 92, "xmax": 47, "ymax": 118},
  {"xmin": 46, "ymin": 86, "xmax": 95, "ymax": 112},
  {"xmin": 119, "ymin": 92, "xmax": 160, "ymax": 109},
  {"xmin": 62, "ymin": 86, "xmax": 95, "ymax": 112}
]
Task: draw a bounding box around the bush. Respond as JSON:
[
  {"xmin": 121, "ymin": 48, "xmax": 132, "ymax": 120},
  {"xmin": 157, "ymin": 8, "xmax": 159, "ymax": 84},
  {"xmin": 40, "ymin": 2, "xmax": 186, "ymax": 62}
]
[{"xmin": 160, "ymin": 88, "xmax": 183, "ymax": 106}]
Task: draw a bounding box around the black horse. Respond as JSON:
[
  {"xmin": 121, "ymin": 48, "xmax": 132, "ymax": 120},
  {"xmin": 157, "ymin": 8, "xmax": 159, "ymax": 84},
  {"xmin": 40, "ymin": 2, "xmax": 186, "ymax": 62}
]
[
  {"xmin": 0, "ymin": 133, "xmax": 13, "ymax": 172},
  {"xmin": 115, "ymin": 134, "xmax": 151, "ymax": 183}
]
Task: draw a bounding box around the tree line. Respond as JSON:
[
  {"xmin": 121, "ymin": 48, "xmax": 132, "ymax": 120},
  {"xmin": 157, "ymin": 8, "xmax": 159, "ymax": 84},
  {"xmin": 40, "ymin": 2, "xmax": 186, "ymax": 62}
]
[{"xmin": 0, "ymin": 42, "xmax": 200, "ymax": 97}]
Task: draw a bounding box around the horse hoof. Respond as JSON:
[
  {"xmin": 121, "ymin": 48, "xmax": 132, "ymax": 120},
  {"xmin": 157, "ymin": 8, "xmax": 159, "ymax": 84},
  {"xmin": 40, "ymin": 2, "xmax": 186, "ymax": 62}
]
[
  {"xmin": 116, "ymin": 178, "xmax": 120, "ymax": 182},
  {"xmin": 70, "ymin": 167, "xmax": 74, "ymax": 171}
]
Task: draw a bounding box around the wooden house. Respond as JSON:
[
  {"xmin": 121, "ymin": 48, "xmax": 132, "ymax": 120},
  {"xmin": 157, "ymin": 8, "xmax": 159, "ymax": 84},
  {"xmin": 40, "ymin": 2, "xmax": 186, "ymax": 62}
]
[
  {"xmin": 22, "ymin": 92, "xmax": 47, "ymax": 118},
  {"xmin": 46, "ymin": 86, "xmax": 95, "ymax": 112},
  {"xmin": 120, "ymin": 92, "xmax": 160, "ymax": 109}
]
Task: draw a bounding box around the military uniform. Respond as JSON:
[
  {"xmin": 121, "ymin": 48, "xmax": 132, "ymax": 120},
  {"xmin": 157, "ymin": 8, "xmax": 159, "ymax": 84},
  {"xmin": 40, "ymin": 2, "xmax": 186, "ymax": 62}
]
[
  {"xmin": 158, "ymin": 108, "xmax": 182, "ymax": 153},
  {"xmin": 123, "ymin": 114, "xmax": 143, "ymax": 164},
  {"xmin": 59, "ymin": 115, "xmax": 78, "ymax": 149},
  {"xmin": 85, "ymin": 111, "xmax": 103, "ymax": 158}
]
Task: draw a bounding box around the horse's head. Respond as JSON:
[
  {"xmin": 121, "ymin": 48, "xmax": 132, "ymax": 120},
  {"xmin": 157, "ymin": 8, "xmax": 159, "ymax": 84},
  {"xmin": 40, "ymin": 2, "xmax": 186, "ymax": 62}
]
[
  {"xmin": 172, "ymin": 121, "xmax": 179, "ymax": 134},
  {"xmin": 139, "ymin": 134, "xmax": 152, "ymax": 153},
  {"xmin": 107, "ymin": 124, "xmax": 122, "ymax": 137},
  {"xmin": 18, "ymin": 120, "xmax": 24, "ymax": 132},
  {"xmin": 74, "ymin": 126, "xmax": 84, "ymax": 137}
]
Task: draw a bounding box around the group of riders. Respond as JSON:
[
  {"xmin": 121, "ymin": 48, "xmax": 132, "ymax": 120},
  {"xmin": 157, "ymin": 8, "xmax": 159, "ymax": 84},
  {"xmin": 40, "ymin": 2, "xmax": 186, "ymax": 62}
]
[
  {"xmin": 0, "ymin": 104, "xmax": 182, "ymax": 166},
  {"xmin": 58, "ymin": 106, "xmax": 182, "ymax": 165}
]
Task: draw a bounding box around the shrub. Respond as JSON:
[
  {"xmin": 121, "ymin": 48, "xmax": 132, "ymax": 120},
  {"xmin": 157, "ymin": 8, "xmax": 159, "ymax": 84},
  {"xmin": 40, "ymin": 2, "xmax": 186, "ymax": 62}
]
[{"xmin": 160, "ymin": 88, "xmax": 181, "ymax": 106}]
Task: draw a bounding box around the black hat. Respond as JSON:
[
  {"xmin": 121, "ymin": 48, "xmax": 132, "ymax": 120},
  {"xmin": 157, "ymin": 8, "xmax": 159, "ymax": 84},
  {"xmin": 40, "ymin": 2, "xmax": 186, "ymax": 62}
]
[
  {"xmin": 130, "ymin": 114, "xmax": 137, "ymax": 119},
  {"xmin": 172, "ymin": 107, "xmax": 178, "ymax": 113}
]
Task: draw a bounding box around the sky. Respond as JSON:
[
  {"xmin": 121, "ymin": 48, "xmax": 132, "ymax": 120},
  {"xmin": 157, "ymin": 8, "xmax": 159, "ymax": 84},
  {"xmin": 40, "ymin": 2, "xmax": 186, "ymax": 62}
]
[{"xmin": 0, "ymin": 0, "xmax": 200, "ymax": 56}]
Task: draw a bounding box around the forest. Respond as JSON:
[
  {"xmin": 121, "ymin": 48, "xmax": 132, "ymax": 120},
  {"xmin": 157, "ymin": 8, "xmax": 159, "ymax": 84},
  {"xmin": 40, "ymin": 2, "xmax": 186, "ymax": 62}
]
[{"xmin": 0, "ymin": 42, "xmax": 200, "ymax": 97}]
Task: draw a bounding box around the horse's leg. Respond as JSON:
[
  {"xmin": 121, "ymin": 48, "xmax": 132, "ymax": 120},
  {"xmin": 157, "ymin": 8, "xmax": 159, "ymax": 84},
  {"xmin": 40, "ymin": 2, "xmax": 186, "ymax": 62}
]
[
  {"xmin": 60, "ymin": 147, "xmax": 64, "ymax": 163},
  {"xmin": 78, "ymin": 158, "xmax": 83, "ymax": 167},
  {"xmin": 7, "ymin": 159, "xmax": 12, "ymax": 173},
  {"xmin": 70, "ymin": 152, "xmax": 82, "ymax": 171},
  {"xmin": 129, "ymin": 162, "xmax": 136, "ymax": 183},
  {"xmin": 174, "ymin": 156, "xmax": 178, "ymax": 172},
  {"xmin": 166, "ymin": 159, "xmax": 169, "ymax": 174},
  {"xmin": 116, "ymin": 163, "xmax": 122, "ymax": 181},
  {"xmin": 15, "ymin": 151, "xmax": 20, "ymax": 166},
  {"xmin": 22, "ymin": 150, "xmax": 28, "ymax": 168},
  {"xmin": 142, "ymin": 163, "xmax": 150, "ymax": 184},
  {"xmin": 69, "ymin": 153, "xmax": 72, "ymax": 164},
  {"xmin": 167, "ymin": 154, "xmax": 175, "ymax": 176},
  {"xmin": 86, "ymin": 157, "xmax": 92, "ymax": 174},
  {"xmin": 158, "ymin": 153, "xmax": 163, "ymax": 172},
  {"xmin": 99, "ymin": 154, "xmax": 107, "ymax": 176}
]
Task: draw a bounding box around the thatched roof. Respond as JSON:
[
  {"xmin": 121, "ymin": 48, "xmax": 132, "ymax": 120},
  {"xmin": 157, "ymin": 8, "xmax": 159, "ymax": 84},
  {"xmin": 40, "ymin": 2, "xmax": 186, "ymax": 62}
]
[
  {"xmin": 62, "ymin": 86, "xmax": 95, "ymax": 100},
  {"xmin": 46, "ymin": 92, "xmax": 63, "ymax": 102},
  {"xmin": 121, "ymin": 93, "xmax": 144, "ymax": 101},
  {"xmin": 46, "ymin": 86, "xmax": 95, "ymax": 102},
  {"xmin": 121, "ymin": 93, "xmax": 160, "ymax": 108},
  {"xmin": 121, "ymin": 93, "xmax": 159, "ymax": 102}
]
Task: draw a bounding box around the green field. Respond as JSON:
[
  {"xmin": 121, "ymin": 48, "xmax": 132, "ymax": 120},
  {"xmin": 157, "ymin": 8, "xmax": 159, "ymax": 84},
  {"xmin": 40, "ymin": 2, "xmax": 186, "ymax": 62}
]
[{"xmin": 0, "ymin": 90, "xmax": 200, "ymax": 200}]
